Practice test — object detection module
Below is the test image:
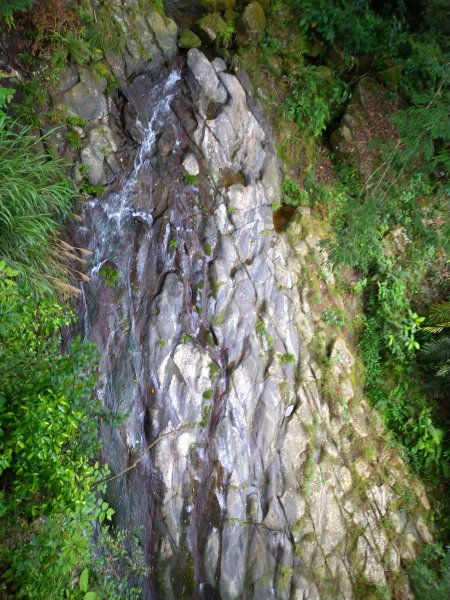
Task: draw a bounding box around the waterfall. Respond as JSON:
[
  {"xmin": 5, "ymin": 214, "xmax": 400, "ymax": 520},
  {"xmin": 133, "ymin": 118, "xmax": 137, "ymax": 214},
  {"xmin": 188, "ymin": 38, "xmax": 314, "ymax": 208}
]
[{"xmin": 76, "ymin": 51, "xmax": 430, "ymax": 600}]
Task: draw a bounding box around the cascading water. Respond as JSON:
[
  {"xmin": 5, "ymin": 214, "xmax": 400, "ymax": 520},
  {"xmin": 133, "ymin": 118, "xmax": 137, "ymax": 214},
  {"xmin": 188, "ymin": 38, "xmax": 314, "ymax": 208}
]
[{"xmin": 77, "ymin": 48, "xmax": 429, "ymax": 600}]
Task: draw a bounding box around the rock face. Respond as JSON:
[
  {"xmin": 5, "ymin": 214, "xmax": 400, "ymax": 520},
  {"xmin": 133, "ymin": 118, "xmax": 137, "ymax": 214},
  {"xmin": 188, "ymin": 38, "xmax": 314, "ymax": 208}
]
[
  {"xmin": 236, "ymin": 1, "xmax": 267, "ymax": 45},
  {"xmin": 74, "ymin": 41, "xmax": 432, "ymax": 599}
]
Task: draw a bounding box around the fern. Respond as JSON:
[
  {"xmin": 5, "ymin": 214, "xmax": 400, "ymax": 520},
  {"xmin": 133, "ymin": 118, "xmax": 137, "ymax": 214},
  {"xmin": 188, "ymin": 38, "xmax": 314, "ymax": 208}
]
[
  {"xmin": 422, "ymin": 336, "xmax": 450, "ymax": 362},
  {"xmin": 0, "ymin": 0, "xmax": 37, "ymax": 17},
  {"xmin": 423, "ymin": 301, "xmax": 450, "ymax": 333}
]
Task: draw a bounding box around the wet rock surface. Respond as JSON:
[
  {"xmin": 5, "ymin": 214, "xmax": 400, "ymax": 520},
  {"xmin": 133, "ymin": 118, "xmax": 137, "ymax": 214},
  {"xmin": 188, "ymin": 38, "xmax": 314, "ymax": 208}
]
[
  {"xmin": 72, "ymin": 45, "xmax": 432, "ymax": 598},
  {"xmin": 26, "ymin": 6, "xmax": 427, "ymax": 598}
]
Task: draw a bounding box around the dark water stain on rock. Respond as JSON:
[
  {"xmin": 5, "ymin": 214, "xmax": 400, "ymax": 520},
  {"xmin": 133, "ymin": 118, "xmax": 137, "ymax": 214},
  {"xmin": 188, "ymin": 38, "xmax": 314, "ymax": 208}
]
[
  {"xmin": 273, "ymin": 203, "xmax": 296, "ymax": 232},
  {"xmin": 219, "ymin": 167, "xmax": 246, "ymax": 189}
]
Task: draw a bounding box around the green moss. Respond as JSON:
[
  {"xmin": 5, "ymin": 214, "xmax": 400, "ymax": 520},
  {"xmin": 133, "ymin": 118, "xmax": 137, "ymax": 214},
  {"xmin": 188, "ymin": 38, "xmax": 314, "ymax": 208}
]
[
  {"xmin": 209, "ymin": 362, "xmax": 220, "ymax": 379},
  {"xmin": 280, "ymin": 352, "xmax": 295, "ymax": 365},
  {"xmin": 200, "ymin": 404, "xmax": 211, "ymax": 427},
  {"xmin": 178, "ymin": 29, "xmax": 202, "ymax": 49},
  {"xmin": 210, "ymin": 311, "xmax": 225, "ymax": 327}
]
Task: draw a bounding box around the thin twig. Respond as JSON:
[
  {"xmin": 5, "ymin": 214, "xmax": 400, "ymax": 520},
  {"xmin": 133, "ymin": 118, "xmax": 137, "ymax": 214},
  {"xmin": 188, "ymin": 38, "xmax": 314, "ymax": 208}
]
[{"xmin": 96, "ymin": 424, "xmax": 189, "ymax": 486}]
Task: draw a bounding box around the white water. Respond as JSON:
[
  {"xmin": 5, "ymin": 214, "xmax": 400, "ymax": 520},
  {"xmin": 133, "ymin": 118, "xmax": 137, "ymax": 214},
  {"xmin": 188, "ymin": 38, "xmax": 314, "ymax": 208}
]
[{"xmin": 84, "ymin": 69, "xmax": 181, "ymax": 270}]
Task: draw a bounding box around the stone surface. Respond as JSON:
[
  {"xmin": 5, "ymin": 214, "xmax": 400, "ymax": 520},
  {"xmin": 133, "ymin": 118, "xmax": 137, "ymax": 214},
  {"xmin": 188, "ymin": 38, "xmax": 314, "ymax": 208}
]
[
  {"xmin": 195, "ymin": 13, "xmax": 227, "ymax": 45},
  {"xmin": 182, "ymin": 152, "xmax": 200, "ymax": 176},
  {"xmin": 58, "ymin": 78, "xmax": 108, "ymax": 122},
  {"xmin": 178, "ymin": 28, "xmax": 202, "ymax": 49},
  {"xmin": 146, "ymin": 10, "xmax": 178, "ymax": 61},
  {"xmin": 74, "ymin": 40, "xmax": 431, "ymax": 600},
  {"xmin": 236, "ymin": 1, "xmax": 266, "ymax": 46},
  {"xmin": 80, "ymin": 123, "xmax": 119, "ymax": 185},
  {"xmin": 187, "ymin": 48, "xmax": 228, "ymax": 111}
]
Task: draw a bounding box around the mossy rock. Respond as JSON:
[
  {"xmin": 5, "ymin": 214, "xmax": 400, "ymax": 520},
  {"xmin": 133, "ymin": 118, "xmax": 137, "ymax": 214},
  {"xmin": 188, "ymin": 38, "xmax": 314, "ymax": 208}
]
[
  {"xmin": 224, "ymin": 8, "xmax": 239, "ymax": 24},
  {"xmin": 195, "ymin": 13, "xmax": 228, "ymax": 44},
  {"xmin": 239, "ymin": 0, "xmax": 270, "ymax": 12},
  {"xmin": 201, "ymin": 0, "xmax": 236, "ymax": 10},
  {"xmin": 375, "ymin": 65, "xmax": 402, "ymax": 88},
  {"xmin": 178, "ymin": 29, "xmax": 202, "ymax": 49},
  {"xmin": 236, "ymin": 1, "xmax": 266, "ymax": 46}
]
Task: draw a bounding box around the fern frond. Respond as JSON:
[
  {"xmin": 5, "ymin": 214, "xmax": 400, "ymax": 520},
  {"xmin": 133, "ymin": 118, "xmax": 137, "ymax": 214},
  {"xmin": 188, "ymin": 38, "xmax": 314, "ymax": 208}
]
[
  {"xmin": 421, "ymin": 335, "xmax": 450, "ymax": 361},
  {"xmin": 423, "ymin": 301, "xmax": 450, "ymax": 332}
]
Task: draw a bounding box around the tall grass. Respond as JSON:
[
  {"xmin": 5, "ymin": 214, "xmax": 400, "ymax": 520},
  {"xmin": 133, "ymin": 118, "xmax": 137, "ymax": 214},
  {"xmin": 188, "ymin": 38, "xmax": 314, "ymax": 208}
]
[{"xmin": 0, "ymin": 117, "xmax": 76, "ymax": 294}]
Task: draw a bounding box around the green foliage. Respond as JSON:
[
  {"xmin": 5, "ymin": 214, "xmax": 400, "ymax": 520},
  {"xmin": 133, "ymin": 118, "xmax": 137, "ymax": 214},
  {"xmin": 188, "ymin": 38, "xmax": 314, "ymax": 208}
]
[
  {"xmin": 0, "ymin": 265, "xmax": 101, "ymax": 514},
  {"xmin": 0, "ymin": 265, "xmax": 145, "ymax": 598},
  {"xmin": 0, "ymin": 0, "xmax": 37, "ymax": 18},
  {"xmin": 0, "ymin": 87, "xmax": 15, "ymax": 113},
  {"xmin": 1, "ymin": 509, "xmax": 147, "ymax": 599},
  {"xmin": 391, "ymin": 83, "xmax": 450, "ymax": 175},
  {"xmin": 293, "ymin": 0, "xmax": 407, "ymax": 56},
  {"xmin": 282, "ymin": 65, "xmax": 349, "ymax": 138},
  {"xmin": 217, "ymin": 21, "xmax": 236, "ymax": 48},
  {"xmin": 357, "ymin": 266, "xmax": 450, "ymax": 478},
  {"xmin": 421, "ymin": 302, "xmax": 450, "ymax": 398},
  {"xmin": 280, "ymin": 352, "xmax": 295, "ymax": 365},
  {"xmin": 99, "ymin": 264, "xmax": 120, "ymax": 288},
  {"xmin": 282, "ymin": 177, "xmax": 308, "ymax": 207},
  {"xmin": 408, "ymin": 543, "xmax": 450, "ymax": 599},
  {"xmin": 15, "ymin": 77, "xmax": 49, "ymax": 127},
  {"xmin": 322, "ymin": 307, "xmax": 346, "ymax": 327},
  {"xmin": 65, "ymin": 127, "xmax": 83, "ymax": 150},
  {"xmin": 423, "ymin": 301, "xmax": 450, "ymax": 334},
  {"xmin": 83, "ymin": 11, "xmax": 126, "ymax": 56},
  {"xmin": 325, "ymin": 196, "xmax": 383, "ymax": 273},
  {"xmin": 184, "ymin": 172, "xmax": 198, "ymax": 184},
  {"xmin": 0, "ymin": 117, "xmax": 76, "ymax": 294}
]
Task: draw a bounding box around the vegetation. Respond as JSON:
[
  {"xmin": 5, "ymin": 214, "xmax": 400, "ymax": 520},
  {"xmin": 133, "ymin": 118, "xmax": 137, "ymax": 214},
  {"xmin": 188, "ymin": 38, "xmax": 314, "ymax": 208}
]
[
  {"xmin": 1, "ymin": 0, "xmax": 449, "ymax": 595},
  {"xmin": 0, "ymin": 0, "xmax": 38, "ymax": 19},
  {"xmin": 0, "ymin": 117, "xmax": 77, "ymax": 294},
  {"xmin": 99, "ymin": 264, "xmax": 120, "ymax": 288},
  {"xmin": 0, "ymin": 13, "xmax": 144, "ymax": 596},
  {"xmin": 236, "ymin": 0, "xmax": 449, "ymax": 588}
]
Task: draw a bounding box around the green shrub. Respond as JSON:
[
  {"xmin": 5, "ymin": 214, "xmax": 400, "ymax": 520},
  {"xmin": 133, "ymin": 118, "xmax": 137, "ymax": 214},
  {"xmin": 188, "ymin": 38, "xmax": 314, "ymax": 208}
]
[
  {"xmin": 0, "ymin": 264, "xmax": 102, "ymax": 515},
  {"xmin": 0, "ymin": 0, "xmax": 37, "ymax": 17},
  {"xmin": 0, "ymin": 117, "xmax": 76, "ymax": 294},
  {"xmin": 292, "ymin": 0, "xmax": 406, "ymax": 56},
  {"xmin": 99, "ymin": 264, "xmax": 120, "ymax": 288},
  {"xmin": 408, "ymin": 543, "xmax": 450, "ymax": 599}
]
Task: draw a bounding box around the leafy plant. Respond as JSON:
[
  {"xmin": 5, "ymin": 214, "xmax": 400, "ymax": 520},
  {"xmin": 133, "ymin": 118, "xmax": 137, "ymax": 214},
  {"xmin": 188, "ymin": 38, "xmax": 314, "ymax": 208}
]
[
  {"xmin": 0, "ymin": 0, "xmax": 37, "ymax": 18},
  {"xmin": 65, "ymin": 127, "xmax": 83, "ymax": 150},
  {"xmin": 184, "ymin": 172, "xmax": 198, "ymax": 184},
  {"xmin": 322, "ymin": 308, "xmax": 346, "ymax": 327},
  {"xmin": 293, "ymin": 0, "xmax": 407, "ymax": 56},
  {"xmin": 280, "ymin": 352, "xmax": 295, "ymax": 365},
  {"xmin": 0, "ymin": 267, "xmax": 102, "ymax": 514},
  {"xmin": 282, "ymin": 177, "xmax": 308, "ymax": 207},
  {"xmin": 408, "ymin": 543, "xmax": 450, "ymax": 599},
  {"xmin": 0, "ymin": 117, "xmax": 76, "ymax": 294}
]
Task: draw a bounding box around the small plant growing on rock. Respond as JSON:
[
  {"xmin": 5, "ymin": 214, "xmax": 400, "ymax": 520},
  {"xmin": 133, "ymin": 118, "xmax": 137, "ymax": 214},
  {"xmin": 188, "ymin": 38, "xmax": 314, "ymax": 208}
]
[
  {"xmin": 184, "ymin": 172, "xmax": 198, "ymax": 185},
  {"xmin": 65, "ymin": 128, "xmax": 82, "ymax": 150},
  {"xmin": 280, "ymin": 352, "xmax": 295, "ymax": 365},
  {"xmin": 99, "ymin": 264, "xmax": 119, "ymax": 288},
  {"xmin": 322, "ymin": 308, "xmax": 346, "ymax": 327}
]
